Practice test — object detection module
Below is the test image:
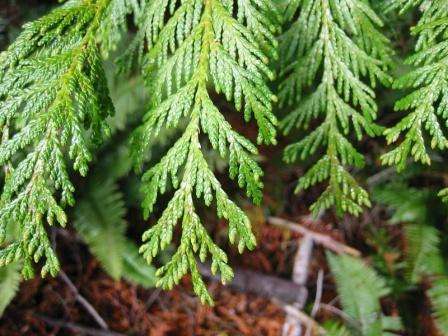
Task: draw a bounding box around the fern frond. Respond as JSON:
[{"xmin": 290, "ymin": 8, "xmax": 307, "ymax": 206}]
[
  {"xmin": 382, "ymin": 1, "xmax": 448, "ymax": 172},
  {"xmin": 374, "ymin": 179, "xmax": 447, "ymax": 333},
  {"xmin": 73, "ymin": 132, "xmax": 156, "ymax": 287},
  {"xmin": 133, "ymin": 0, "xmax": 280, "ymax": 304},
  {"xmin": 280, "ymin": 0, "xmax": 393, "ymax": 216},
  {"xmin": 73, "ymin": 178, "xmax": 127, "ymax": 280},
  {"xmin": 427, "ymin": 276, "xmax": 448, "ymax": 334},
  {"xmin": 373, "ymin": 182, "xmax": 431, "ymax": 224},
  {"xmin": 0, "ymin": 0, "xmax": 122, "ymax": 278},
  {"xmin": 72, "ymin": 139, "xmax": 157, "ymax": 286},
  {"xmin": 0, "ymin": 262, "xmax": 21, "ymax": 316},
  {"xmin": 323, "ymin": 322, "xmax": 351, "ymax": 336},
  {"xmin": 327, "ymin": 253, "xmax": 394, "ymax": 335},
  {"xmin": 75, "ymin": 183, "xmax": 157, "ymax": 287},
  {"xmin": 404, "ymin": 224, "xmax": 444, "ymax": 283},
  {"xmin": 122, "ymin": 240, "xmax": 157, "ymax": 288}
]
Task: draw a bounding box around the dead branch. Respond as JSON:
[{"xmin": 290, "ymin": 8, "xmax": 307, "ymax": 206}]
[
  {"xmin": 305, "ymin": 270, "xmax": 324, "ymax": 336},
  {"xmin": 198, "ymin": 263, "xmax": 307, "ymax": 304},
  {"xmin": 319, "ymin": 303, "xmax": 358, "ymax": 326},
  {"xmin": 268, "ymin": 216, "xmax": 360, "ymax": 336}
]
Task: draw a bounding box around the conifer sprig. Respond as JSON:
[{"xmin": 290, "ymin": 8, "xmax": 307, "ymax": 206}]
[
  {"xmin": 382, "ymin": 1, "xmax": 448, "ymax": 171},
  {"xmin": 0, "ymin": 0, "xmax": 122, "ymax": 278},
  {"xmin": 132, "ymin": 0, "xmax": 280, "ymax": 303},
  {"xmin": 279, "ymin": 0, "xmax": 393, "ymax": 216}
]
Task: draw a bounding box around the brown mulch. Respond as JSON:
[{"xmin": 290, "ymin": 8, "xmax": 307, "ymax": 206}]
[
  {"xmin": 0, "ymin": 265, "xmax": 285, "ymax": 336},
  {"xmin": 0, "ymin": 226, "xmax": 288, "ymax": 336}
]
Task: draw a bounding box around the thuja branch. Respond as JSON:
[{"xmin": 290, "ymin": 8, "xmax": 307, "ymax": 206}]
[
  {"xmin": 0, "ymin": 0, "xmax": 133, "ymax": 278},
  {"xmin": 132, "ymin": 0, "xmax": 280, "ymax": 304},
  {"xmin": 279, "ymin": 0, "xmax": 393, "ymax": 216}
]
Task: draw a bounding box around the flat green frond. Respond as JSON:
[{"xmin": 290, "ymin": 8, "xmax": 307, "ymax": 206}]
[
  {"xmin": 373, "ymin": 182, "xmax": 431, "ymax": 224},
  {"xmin": 122, "ymin": 240, "xmax": 157, "ymax": 288},
  {"xmin": 404, "ymin": 224, "xmax": 444, "ymax": 283},
  {"xmin": 323, "ymin": 322, "xmax": 351, "ymax": 336},
  {"xmin": 73, "ymin": 179, "xmax": 127, "ymax": 280},
  {"xmin": 133, "ymin": 0, "xmax": 279, "ymax": 303},
  {"xmin": 73, "ymin": 147, "xmax": 157, "ymax": 287},
  {"xmin": 323, "ymin": 321, "xmax": 352, "ymax": 336},
  {"xmin": 0, "ymin": 0, "xmax": 116, "ymax": 278},
  {"xmin": 427, "ymin": 276, "xmax": 448, "ymax": 334},
  {"xmin": 327, "ymin": 253, "xmax": 394, "ymax": 335},
  {"xmin": 0, "ymin": 262, "xmax": 21, "ymax": 317},
  {"xmin": 382, "ymin": 1, "xmax": 448, "ymax": 179},
  {"xmin": 280, "ymin": 0, "xmax": 393, "ymax": 216}
]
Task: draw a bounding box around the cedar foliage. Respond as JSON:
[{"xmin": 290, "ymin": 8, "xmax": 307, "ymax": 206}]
[
  {"xmin": 279, "ymin": 0, "xmax": 393, "ymax": 216},
  {"xmin": 0, "ymin": 2, "xmax": 448, "ymax": 333},
  {"xmin": 0, "ymin": 0, "xmax": 281, "ymax": 305},
  {"xmin": 0, "ymin": 0, "xmax": 133, "ymax": 279},
  {"xmin": 130, "ymin": 0, "xmax": 280, "ymax": 303},
  {"xmin": 382, "ymin": 0, "xmax": 448, "ymax": 184}
]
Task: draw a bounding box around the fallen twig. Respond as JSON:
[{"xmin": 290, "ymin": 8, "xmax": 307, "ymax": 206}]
[
  {"xmin": 311, "ymin": 269, "xmax": 324, "ymax": 318},
  {"xmin": 146, "ymin": 288, "xmax": 162, "ymax": 309},
  {"xmin": 59, "ymin": 271, "xmax": 109, "ymax": 330},
  {"xmin": 267, "ymin": 216, "xmax": 360, "ymax": 257},
  {"xmin": 319, "ymin": 303, "xmax": 358, "ymax": 327},
  {"xmin": 273, "ymin": 302, "xmax": 326, "ymax": 336},
  {"xmin": 36, "ymin": 315, "xmax": 125, "ymax": 336},
  {"xmin": 269, "ymin": 216, "xmax": 360, "ymax": 335},
  {"xmin": 282, "ymin": 234, "xmax": 314, "ymax": 336},
  {"xmin": 306, "ymin": 270, "xmax": 324, "ymax": 336}
]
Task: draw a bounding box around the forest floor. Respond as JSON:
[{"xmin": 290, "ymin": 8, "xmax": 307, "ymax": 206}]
[
  {"xmin": 0, "ymin": 226, "xmax": 288, "ymax": 336},
  {"xmin": 0, "ymin": 141, "xmax": 389, "ymax": 336},
  {"xmin": 0, "ymin": 120, "xmax": 351, "ymax": 335},
  {"xmin": 0, "ymin": 206, "xmax": 342, "ymax": 336}
]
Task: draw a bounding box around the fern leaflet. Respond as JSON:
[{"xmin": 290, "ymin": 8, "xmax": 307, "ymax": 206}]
[
  {"xmin": 0, "ymin": 262, "xmax": 20, "ymax": 317},
  {"xmin": 427, "ymin": 276, "xmax": 448, "ymax": 335},
  {"xmin": 327, "ymin": 253, "xmax": 398, "ymax": 335},
  {"xmin": 74, "ymin": 178, "xmax": 127, "ymax": 280}
]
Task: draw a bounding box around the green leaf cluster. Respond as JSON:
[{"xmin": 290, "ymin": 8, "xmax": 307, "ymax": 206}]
[
  {"xmin": 0, "ymin": 0, "xmax": 281, "ymax": 305},
  {"xmin": 4, "ymin": 0, "xmax": 448, "ymax": 313}
]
